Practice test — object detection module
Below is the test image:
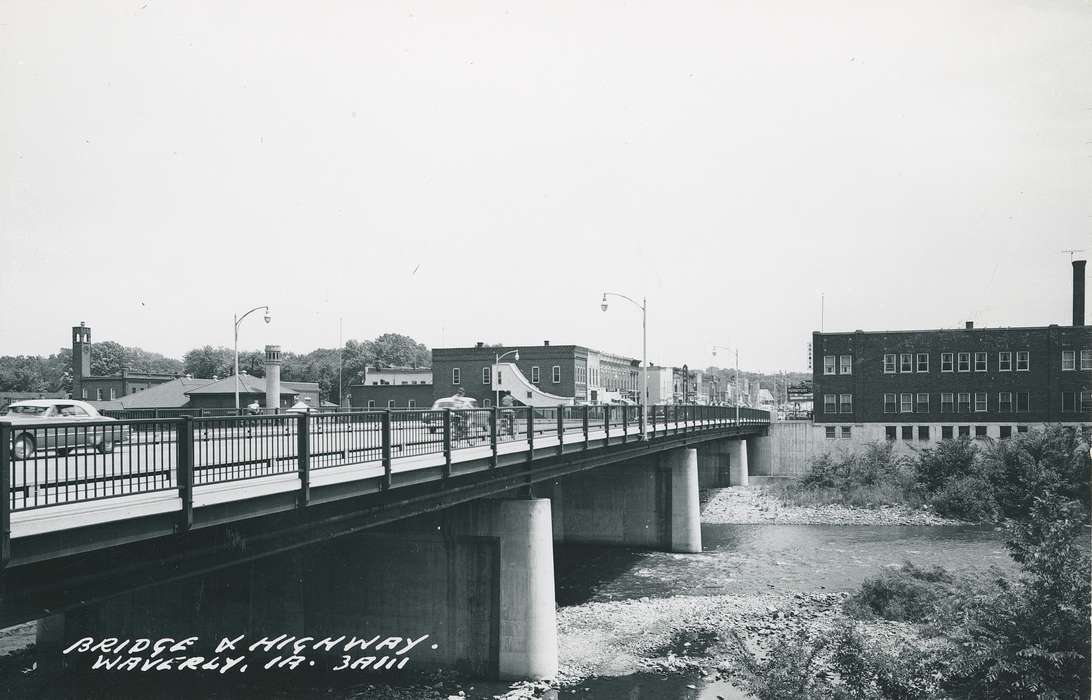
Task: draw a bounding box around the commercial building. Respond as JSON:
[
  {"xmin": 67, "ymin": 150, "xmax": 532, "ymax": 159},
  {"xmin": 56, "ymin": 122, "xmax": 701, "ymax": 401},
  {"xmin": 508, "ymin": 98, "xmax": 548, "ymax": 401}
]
[{"xmin": 812, "ymin": 260, "xmax": 1091, "ymax": 447}]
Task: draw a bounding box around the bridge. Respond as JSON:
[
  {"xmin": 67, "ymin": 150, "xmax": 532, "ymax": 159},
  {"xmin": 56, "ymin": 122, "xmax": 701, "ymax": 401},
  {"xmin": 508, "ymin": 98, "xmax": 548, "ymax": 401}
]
[{"xmin": 1, "ymin": 404, "xmax": 769, "ymax": 680}]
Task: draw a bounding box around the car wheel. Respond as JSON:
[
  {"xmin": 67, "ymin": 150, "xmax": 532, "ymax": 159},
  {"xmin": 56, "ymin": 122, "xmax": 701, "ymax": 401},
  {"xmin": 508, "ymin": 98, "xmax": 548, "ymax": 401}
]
[
  {"xmin": 96, "ymin": 440, "xmax": 114, "ymax": 455},
  {"xmin": 13, "ymin": 434, "xmax": 35, "ymax": 460},
  {"xmin": 55, "ymin": 447, "xmax": 71, "ymax": 457}
]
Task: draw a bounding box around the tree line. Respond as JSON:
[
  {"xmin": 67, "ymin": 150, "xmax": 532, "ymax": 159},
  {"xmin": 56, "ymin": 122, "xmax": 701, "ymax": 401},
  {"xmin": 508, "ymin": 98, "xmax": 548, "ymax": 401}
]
[{"xmin": 0, "ymin": 333, "xmax": 429, "ymax": 405}]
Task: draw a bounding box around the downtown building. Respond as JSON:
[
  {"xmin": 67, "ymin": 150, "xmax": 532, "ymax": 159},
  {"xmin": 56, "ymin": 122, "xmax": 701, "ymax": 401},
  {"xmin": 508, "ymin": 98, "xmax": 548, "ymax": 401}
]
[{"xmin": 811, "ymin": 260, "xmax": 1091, "ymax": 447}]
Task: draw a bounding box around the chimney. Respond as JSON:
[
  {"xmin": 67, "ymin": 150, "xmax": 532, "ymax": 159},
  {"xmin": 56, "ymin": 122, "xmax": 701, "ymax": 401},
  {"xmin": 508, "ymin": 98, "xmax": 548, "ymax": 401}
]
[
  {"xmin": 265, "ymin": 345, "xmax": 282, "ymax": 409},
  {"xmin": 1074, "ymin": 259, "xmax": 1086, "ymax": 326},
  {"xmin": 543, "ymin": 340, "xmax": 550, "ymax": 346},
  {"xmin": 965, "ymin": 321, "xmax": 974, "ymax": 329},
  {"xmin": 475, "ymin": 342, "xmax": 484, "ymax": 348}
]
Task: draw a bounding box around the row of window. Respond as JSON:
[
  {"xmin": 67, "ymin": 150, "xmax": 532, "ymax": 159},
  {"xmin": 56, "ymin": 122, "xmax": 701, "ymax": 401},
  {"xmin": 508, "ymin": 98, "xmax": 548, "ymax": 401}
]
[
  {"xmin": 823, "ymin": 424, "xmax": 1033, "ymax": 441},
  {"xmin": 875, "ymin": 391, "xmax": 1092, "ymax": 414},
  {"xmin": 869, "ymin": 350, "xmax": 1092, "ymax": 375},
  {"xmin": 452, "ymin": 366, "xmax": 564, "ymax": 386}
]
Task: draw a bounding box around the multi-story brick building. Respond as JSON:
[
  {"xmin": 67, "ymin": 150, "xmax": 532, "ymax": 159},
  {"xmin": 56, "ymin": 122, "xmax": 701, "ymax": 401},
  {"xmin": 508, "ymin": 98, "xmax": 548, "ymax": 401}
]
[{"xmin": 812, "ymin": 260, "xmax": 1091, "ymax": 447}]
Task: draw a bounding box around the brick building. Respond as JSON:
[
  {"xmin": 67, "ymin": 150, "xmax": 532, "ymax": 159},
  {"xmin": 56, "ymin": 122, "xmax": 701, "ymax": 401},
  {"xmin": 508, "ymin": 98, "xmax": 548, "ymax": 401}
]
[
  {"xmin": 71, "ymin": 323, "xmax": 179, "ymax": 401},
  {"xmin": 812, "ymin": 260, "xmax": 1091, "ymax": 447}
]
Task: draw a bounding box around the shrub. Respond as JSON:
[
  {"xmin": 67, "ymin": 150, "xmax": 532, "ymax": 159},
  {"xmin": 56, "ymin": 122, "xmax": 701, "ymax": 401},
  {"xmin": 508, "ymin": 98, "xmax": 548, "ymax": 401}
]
[
  {"xmin": 726, "ymin": 628, "xmax": 836, "ymax": 700},
  {"xmin": 927, "ymin": 475, "xmax": 995, "ymax": 522},
  {"xmin": 791, "ymin": 442, "xmax": 919, "ymax": 508},
  {"xmin": 915, "ymin": 437, "xmax": 979, "ymax": 494},
  {"xmin": 843, "ymin": 562, "xmax": 956, "ymax": 623},
  {"xmin": 981, "ymin": 425, "xmax": 1090, "ymax": 522}
]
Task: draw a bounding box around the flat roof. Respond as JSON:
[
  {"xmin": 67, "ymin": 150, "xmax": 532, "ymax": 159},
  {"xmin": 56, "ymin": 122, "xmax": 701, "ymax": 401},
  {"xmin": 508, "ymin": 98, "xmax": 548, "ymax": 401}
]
[{"xmin": 814, "ymin": 324, "xmax": 1087, "ymax": 336}]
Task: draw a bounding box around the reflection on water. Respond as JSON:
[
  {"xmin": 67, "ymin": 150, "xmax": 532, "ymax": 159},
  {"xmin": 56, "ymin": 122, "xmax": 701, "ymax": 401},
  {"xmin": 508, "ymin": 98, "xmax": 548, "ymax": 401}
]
[{"xmin": 555, "ymin": 523, "xmax": 1014, "ymax": 605}]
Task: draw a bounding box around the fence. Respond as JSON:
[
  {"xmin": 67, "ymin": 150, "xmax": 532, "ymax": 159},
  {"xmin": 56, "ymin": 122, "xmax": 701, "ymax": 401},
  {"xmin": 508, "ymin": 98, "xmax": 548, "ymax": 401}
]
[{"xmin": 2, "ymin": 404, "xmax": 768, "ymax": 521}]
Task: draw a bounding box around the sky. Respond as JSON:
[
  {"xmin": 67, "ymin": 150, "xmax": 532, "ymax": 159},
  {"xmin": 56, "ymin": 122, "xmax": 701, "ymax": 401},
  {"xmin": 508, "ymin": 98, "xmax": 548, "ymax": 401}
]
[{"xmin": 2, "ymin": 0, "xmax": 1090, "ymax": 373}]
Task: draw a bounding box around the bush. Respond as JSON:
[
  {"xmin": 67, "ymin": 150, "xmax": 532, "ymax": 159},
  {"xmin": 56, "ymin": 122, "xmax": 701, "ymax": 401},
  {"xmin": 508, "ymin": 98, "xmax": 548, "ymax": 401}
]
[
  {"xmin": 790, "ymin": 442, "xmax": 920, "ymax": 508},
  {"xmin": 927, "ymin": 474, "xmax": 995, "ymax": 521},
  {"xmin": 981, "ymin": 425, "xmax": 1090, "ymax": 522},
  {"xmin": 915, "ymin": 437, "xmax": 979, "ymax": 493},
  {"xmin": 843, "ymin": 562, "xmax": 956, "ymax": 623}
]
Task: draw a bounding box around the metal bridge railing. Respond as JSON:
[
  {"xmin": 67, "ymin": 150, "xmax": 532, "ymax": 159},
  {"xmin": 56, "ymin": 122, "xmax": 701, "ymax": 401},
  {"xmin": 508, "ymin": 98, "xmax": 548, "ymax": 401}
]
[{"xmin": 0, "ymin": 404, "xmax": 768, "ymax": 562}]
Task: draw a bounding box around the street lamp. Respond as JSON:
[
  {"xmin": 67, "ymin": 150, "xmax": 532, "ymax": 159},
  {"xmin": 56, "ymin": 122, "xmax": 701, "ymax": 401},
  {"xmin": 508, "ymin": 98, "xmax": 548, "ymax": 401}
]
[
  {"xmin": 234, "ymin": 305, "xmax": 271, "ymax": 410},
  {"xmin": 712, "ymin": 345, "xmax": 740, "ymax": 425},
  {"xmin": 494, "ymin": 348, "xmax": 520, "ymax": 409},
  {"xmin": 601, "ymin": 292, "xmax": 647, "ymax": 440}
]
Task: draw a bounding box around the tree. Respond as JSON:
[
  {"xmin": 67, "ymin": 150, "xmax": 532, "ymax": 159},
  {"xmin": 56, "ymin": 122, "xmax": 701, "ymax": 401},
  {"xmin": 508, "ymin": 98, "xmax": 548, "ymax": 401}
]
[
  {"xmin": 182, "ymin": 346, "xmax": 235, "ymax": 379},
  {"xmin": 369, "ymin": 333, "xmax": 429, "ymax": 368},
  {"xmin": 0, "ymin": 355, "xmax": 48, "ymax": 392},
  {"xmin": 89, "ymin": 341, "xmax": 127, "ymax": 376}
]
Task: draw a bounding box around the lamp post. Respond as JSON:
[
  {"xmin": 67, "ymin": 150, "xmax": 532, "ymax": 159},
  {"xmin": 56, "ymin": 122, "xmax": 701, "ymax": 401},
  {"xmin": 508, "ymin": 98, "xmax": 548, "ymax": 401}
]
[
  {"xmin": 234, "ymin": 305, "xmax": 271, "ymax": 410},
  {"xmin": 493, "ymin": 348, "xmax": 520, "ymax": 408},
  {"xmin": 712, "ymin": 345, "xmax": 740, "ymax": 424},
  {"xmin": 601, "ymin": 292, "xmax": 647, "ymax": 440}
]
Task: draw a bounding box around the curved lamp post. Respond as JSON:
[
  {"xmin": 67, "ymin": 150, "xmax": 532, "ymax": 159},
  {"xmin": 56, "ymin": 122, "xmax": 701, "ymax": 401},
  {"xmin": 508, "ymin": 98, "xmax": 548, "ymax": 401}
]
[
  {"xmin": 234, "ymin": 305, "xmax": 271, "ymax": 410},
  {"xmin": 494, "ymin": 348, "xmax": 520, "ymax": 408},
  {"xmin": 601, "ymin": 292, "xmax": 647, "ymax": 440},
  {"xmin": 712, "ymin": 345, "xmax": 740, "ymax": 424}
]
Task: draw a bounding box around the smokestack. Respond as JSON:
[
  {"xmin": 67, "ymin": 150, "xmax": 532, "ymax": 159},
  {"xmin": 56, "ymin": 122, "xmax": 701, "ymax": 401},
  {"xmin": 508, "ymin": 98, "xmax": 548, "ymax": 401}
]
[
  {"xmin": 544, "ymin": 340, "xmax": 550, "ymax": 346},
  {"xmin": 1074, "ymin": 260, "xmax": 1086, "ymax": 326},
  {"xmin": 965, "ymin": 321, "xmax": 974, "ymax": 329},
  {"xmin": 265, "ymin": 345, "xmax": 282, "ymax": 409}
]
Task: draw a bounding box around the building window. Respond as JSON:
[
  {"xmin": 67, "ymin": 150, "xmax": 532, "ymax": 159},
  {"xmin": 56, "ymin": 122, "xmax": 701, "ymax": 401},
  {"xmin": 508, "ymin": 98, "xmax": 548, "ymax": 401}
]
[
  {"xmin": 900, "ymin": 393, "xmax": 913, "ymax": 413},
  {"xmin": 998, "ymin": 352, "xmax": 1011, "ymax": 371},
  {"xmin": 1081, "ymin": 391, "xmax": 1092, "ymax": 414},
  {"xmin": 96, "ymin": 388, "xmax": 103, "ymax": 400},
  {"xmin": 885, "ymin": 426, "xmax": 897, "ymax": 441},
  {"xmin": 918, "ymin": 426, "xmax": 930, "ymax": 441},
  {"xmin": 1016, "ymin": 351, "xmax": 1029, "ymax": 371},
  {"xmin": 552, "ymin": 365, "xmax": 561, "ymax": 383},
  {"xmin": 941, "ymin": 393, "xmax": 954, "ymax": 413},
  {"xmin": 957, "ymin": 352, "xmax": 970, "ymax": 372},
  {"xmin": 941, "ymin": 353, "xmax": 954, "ymax": 372},
  {"xmin": 482, "ymin": 367, "xmax": 491, "ymax": 384},
  {"xmin": 883, "ymin": 354, "xmax": 896, "ymax": 374},
  {"xmin": 916, "ymin": 393, "xmax": 930, "ymax": 413},
  {"xmin": 839, "ymin": 355, "xmax": 852, "ymax": 375},
  {"xmin": 883, "ymin": 393, "xmax": 897, "ymax": 414},
  {"xmin": 999, "ymin": 425, "xmax": 1012, "ymax": 439},
  {"xmin": 825, "ymin": 426, "xmax": 836, "ymax": 439},
  {"xmin": 916, "ymin": 353, "xmax": 929, "ymax": 373},
  {"xmin": 1061, "ymin": 351, "xmax": 1075, "ymax": 371},
  {"xmin": 824, "ymin": 394, "xmax": 837, "ymax": 414},
  {"xmin": 840, "ymin": 426, "xmax": 851, "ymax": 439},
  {"xmin": 452, "ymin": 368, "xmax": 461, "ymax": 385},
  {"xmin": 531, "ymin": 366, "xmax": 540, "ymax": 383},
  {"xmin": 974, "ymin": 425, "xmax": 987, "ymax": 439},
  {"xmin": 1082, "ymin": 350, "xmax": 1092, "ymax": 370},
  {"xmin": 408, "ymin": 399, "xmax": 416, "ymax": 408},
  {"xmin": 367, "ymin": 400, "xmax": 375, "ymax": 408},
  {"xmin": 974, "ymin": 392, "xmax": 987, "ymax": 412},
  {"xmin": 974, "ymin": 352, "xmax": 987, "ymax": 372},
  {"xmin": 81, "ymin": 388, "xmax": 87, "ymax": 399},
  {"xmin": 1017, "ymin": 425, "xmax": 1028, "ymax": 433},
  {"xmin": 942, "ymin": 425, "xmax": 953, "ymax": 439},
  {"xmin": 999, "ymin": 392, "xmax": 1013, "ymax": 412},
  {"xmin": 958, "ymin": 425, "xmax": 970, "ymax": 437},
  {"xmin": 483, "ymin": 399, "xmax": 491, "ymax": 407},
  {"xmin": 900, "ymin": 354, "xmax": 913, "ymax": 373},
  {"xmin": 1016, "ymin": 392, "xmax": 1030, "ymax": 412},
  {"xmin": 957, "ymin": 392, "xmax": 971, "ymax": 413},
  {"xmin": 823, "ymin": 356, "xmax": 836, "ymax": 375},
  {"xmin": 839, "ymin": 394, "xmax": 853, "ymax": 414},
  {"xmin": 387, "ymin": 400, "xmax": 395, "ymax": 408},
  {"xmin": 1061, "ymin": 392, "xmax": 1075, "ymax": 411},
  {"xmin": 901, "ymin": 425, "xmax": 913, "ymax": 440}
]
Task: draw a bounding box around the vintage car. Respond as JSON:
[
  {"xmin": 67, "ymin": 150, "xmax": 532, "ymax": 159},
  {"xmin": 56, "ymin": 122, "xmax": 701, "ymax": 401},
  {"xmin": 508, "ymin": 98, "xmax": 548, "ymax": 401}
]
[
  {"xmin": 0, "ymin": 399, "xmax": 130, "ymax": 460},
  {"xmin": 422, "ymin": 396, "xmax": 488, "ymax": 436}
]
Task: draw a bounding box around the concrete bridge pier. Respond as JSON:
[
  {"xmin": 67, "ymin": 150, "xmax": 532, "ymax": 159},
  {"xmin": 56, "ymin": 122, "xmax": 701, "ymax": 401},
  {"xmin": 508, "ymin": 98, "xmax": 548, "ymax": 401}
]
[
  {"xmin": 548, "ymin": 447, "xmax": 701, "ymax": 553},
  {"xmin": 730, "ymin": 439, "xmax": 750, "ymax": 486},
  {"xmin": 696, "ymin": 440, "xmax": 733, "ymax": 488}
]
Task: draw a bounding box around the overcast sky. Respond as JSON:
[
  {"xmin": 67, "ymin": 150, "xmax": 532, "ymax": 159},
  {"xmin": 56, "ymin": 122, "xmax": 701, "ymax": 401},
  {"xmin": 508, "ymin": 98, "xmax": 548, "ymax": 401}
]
[{"xmin": 2, "ymin": 0, "xmax": 1089, "ymax": 373}]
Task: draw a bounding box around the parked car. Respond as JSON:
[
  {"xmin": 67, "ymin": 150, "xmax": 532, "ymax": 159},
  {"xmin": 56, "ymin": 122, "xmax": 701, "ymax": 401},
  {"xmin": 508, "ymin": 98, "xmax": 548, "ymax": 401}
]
[{"xmin": 1, "ymin": 399, "xmax": 130, "ymax": 460}]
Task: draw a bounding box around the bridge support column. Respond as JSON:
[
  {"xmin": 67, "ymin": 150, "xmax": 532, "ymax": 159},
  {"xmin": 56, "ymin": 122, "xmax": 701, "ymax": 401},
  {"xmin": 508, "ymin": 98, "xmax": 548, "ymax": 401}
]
[
  {"xmin": 666, "ymin": 447, "xmax": 701, "ymax": 553},
  {"xmin": 447, "ymin": 498, "xmax": 557, "ymax": 680},
  {"xmin": 747, "ymin": 433, "xmax": 772, "ymax": 477},
  {"xmin": 730, "ymin": 439, "xmax": 750, "ymax": 486},
  {"xmin": 696, "ymin": 440, "xmax": 733, "ymax": 489}
]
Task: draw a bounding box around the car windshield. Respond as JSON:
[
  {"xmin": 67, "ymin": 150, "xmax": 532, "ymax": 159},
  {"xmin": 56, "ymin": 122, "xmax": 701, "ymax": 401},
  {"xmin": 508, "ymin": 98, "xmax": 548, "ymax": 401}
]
[{"xmin": 4, "ymin": 405, "xmax": 49, "ymax": 416}]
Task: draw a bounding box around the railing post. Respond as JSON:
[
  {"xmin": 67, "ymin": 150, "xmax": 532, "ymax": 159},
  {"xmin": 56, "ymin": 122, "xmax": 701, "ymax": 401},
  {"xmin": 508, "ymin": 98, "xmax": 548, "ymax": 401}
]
[
  {"xmin": 604, "ymin": 404, "xmax": 611, "ymax": 441},
  {"xmin": 176, "ymin": 417, "xmax": 193, "ymax": 532},
  {"xmin": 556, "ymin": 406, "xmax": 564, "ymax": 456},
  {"xmin": 443, "ymin": 409, "xmax": 453, "ymax": 479},
  {"xmin": 1, "ymin": 422, "xmax": 11, "ymax": 568},
  {"xmin": 490, "ymin": 407, "xmax": 498, "ymax": 468},
  {"xmin": 381, "ymin": 410, "xmax": 392, "ymax": 490},
  {"xmin": 582, "ymin": 404, "xmax": 589, "ymax": 448},
  {"xmin": 526, "ymin": 407, "xmax": 534, "ymax": 462},
  {"xmin": 297, "ymin": 412, "xmax": 310, "ymax": 506},
  {"xmin": 623, "ymin": 404, "xmax": 629, "ymax": 439}
]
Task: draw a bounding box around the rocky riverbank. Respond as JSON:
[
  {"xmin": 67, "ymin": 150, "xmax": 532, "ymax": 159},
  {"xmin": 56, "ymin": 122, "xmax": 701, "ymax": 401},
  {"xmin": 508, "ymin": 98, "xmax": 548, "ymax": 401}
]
[{"xmin": 702, "ymin": 486, "xmax": 969, "ymax": 526}]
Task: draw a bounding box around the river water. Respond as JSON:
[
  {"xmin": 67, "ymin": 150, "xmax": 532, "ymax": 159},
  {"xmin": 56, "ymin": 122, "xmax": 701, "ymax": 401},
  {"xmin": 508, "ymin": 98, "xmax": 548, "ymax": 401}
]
[{"xmin": 553, "ymin": 521, "xmax": 1015, "ymax": 699}]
